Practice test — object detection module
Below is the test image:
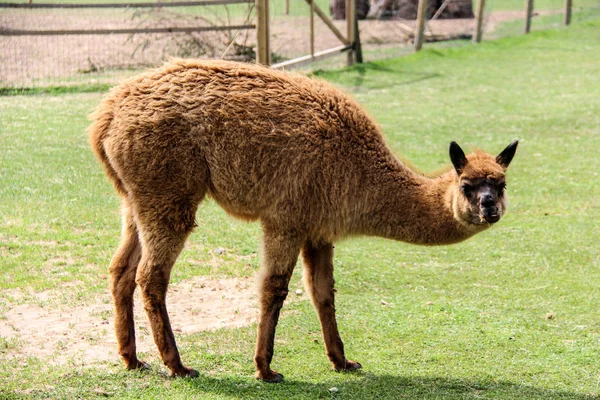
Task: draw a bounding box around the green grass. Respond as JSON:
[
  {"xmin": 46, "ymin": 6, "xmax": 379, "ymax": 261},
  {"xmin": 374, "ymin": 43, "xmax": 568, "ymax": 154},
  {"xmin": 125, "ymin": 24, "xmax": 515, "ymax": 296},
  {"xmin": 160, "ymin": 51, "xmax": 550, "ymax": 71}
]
[
  {"xmin": 489, "ymin": 5, "xmax": 600, "ymax": 38},
  {"xmin": 1, "ymin": 19, "xmax": 600, "ymax": 400},
  {"xmin": 487, "ymin": 0, "xmax": 599, "ymax": 12}
]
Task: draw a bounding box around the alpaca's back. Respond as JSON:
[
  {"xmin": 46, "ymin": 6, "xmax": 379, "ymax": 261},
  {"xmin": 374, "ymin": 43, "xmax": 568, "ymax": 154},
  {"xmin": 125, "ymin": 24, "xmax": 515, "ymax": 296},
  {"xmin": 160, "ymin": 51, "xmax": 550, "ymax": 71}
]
[{"xmin": 91, "ymin": 60, "xmax": 401, "ymax": 236}]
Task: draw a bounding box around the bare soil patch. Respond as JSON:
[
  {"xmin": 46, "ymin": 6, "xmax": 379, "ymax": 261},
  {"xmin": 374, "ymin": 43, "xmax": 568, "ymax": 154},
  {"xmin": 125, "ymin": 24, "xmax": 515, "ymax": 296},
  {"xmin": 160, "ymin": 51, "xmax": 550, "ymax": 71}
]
[{"xmin": 0, "ymin": 276, "xmax": 260, "ymax": 367}]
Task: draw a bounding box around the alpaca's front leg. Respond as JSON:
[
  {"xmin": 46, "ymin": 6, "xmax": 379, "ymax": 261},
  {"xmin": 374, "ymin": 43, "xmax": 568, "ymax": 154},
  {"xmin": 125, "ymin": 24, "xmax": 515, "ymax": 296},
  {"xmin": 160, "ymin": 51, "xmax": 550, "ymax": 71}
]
[
  {"xmin": 254, "ymin": 229, "xmax": 303, "ymax": 382},
  {"xmin": 301, "ymin": 240, "xmax": 362, "ymax": 372}
]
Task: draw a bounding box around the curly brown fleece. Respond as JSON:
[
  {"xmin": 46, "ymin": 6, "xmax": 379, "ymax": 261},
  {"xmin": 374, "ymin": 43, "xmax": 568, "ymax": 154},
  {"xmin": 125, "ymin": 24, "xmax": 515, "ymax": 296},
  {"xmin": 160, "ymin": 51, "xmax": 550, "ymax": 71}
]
[{"xmin": 88, "ymin": 59, "xmax": 517, "ymax": 382}]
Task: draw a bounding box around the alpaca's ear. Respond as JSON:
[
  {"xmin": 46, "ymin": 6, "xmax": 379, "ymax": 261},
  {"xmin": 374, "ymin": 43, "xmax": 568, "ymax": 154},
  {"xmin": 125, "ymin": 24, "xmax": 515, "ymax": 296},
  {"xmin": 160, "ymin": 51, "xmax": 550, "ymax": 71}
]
[
  {"xmin": 449, "ymin": 141, "xmax": 468, "ymax": 175},
  {"xmin": 496, "ymin": 140, "xmax": 518, "ymax": 170}
]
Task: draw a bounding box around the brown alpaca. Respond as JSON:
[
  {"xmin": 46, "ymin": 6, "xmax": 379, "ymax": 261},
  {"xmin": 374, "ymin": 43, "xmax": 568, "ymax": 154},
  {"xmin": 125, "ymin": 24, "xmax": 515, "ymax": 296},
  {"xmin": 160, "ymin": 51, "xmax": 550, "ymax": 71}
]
[{"xmin": 88, "ymin": 59, "xmax": 517, "ymax": 382}]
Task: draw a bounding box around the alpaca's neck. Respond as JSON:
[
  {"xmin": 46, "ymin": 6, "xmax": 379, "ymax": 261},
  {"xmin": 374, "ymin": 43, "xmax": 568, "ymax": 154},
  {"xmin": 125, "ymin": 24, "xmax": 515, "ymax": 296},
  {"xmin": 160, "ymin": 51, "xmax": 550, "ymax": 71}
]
[{"xmin": 353, "ymin": 167, "xmax": 486, "ymax": 245}]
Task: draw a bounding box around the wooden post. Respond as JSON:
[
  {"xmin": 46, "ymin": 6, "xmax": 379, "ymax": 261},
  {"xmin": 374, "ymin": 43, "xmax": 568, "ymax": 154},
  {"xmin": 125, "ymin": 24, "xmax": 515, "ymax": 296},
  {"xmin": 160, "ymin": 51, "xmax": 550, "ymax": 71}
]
[
  {"xmin": 306, "ymin": 0, "xmax": 349, "ymax": 45},
  {"xmin": 310, "ymin": 0, "xmax": 315, "ymax": 58},
  {"xmin": 564, "ymin": 0, "xmax": 572, "ymax": 25},
  {"xmin": 346, "ymin": 0, "xmax": 356, "ymax": 66},
  {"xmin": 473, "ymin": 0, "xmax": 485, "ymax": 43},
  {"xmin": 256, "ymin": 0, "xmax": 270, "ymax": 65},
  {"xmin": 524, "ymin": 0, "xmax": 534, "ymax": 34},
  {"xmin": 354, "ymin": 16, "xmax": 363, "ymax": 63},
  {"xmin": 414, "ymin": 0, "xmax": 427, "ymax": 51}
]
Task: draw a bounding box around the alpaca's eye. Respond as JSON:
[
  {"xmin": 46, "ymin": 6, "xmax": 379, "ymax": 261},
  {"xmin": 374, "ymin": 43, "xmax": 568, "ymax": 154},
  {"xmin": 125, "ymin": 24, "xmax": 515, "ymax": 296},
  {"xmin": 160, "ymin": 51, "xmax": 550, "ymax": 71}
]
[
  {"xmin": 498, "ymin": 183, "xmax": 506, "ymax": 195},
  {"xmin": 461, "ymin": 184, "xmax": 473, "ymax": 196}
]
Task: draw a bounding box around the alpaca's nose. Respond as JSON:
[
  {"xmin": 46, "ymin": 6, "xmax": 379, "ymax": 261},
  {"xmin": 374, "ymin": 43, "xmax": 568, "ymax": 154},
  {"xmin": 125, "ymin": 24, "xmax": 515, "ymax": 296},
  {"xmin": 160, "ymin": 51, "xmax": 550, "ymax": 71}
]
[{"xmin": 480, "ymin": 194, "xmax": 495, "ymax": 207}]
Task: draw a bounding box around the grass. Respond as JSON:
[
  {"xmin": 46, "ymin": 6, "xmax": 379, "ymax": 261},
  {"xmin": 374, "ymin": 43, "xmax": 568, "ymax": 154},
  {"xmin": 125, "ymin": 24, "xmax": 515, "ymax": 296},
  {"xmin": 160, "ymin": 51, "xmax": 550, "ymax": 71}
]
[
  {"xmin": 1, "ymin": 18, "xmax": 600, "ymax": 400},
  {"xmin": 486, "ymin": 0, "xmax": 599, "ymax": 12},
  {"xmin": 488, "ymin": 3, "xmax": 600, "ymax": 39}
]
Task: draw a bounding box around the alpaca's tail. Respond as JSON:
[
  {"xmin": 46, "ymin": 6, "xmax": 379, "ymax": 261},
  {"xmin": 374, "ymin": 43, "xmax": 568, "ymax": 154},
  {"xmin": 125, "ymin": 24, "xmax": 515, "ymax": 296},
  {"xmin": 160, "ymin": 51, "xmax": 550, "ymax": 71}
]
[{"xmin": 88, "ymin": 96, "xmax": 127, "ymax": 197}]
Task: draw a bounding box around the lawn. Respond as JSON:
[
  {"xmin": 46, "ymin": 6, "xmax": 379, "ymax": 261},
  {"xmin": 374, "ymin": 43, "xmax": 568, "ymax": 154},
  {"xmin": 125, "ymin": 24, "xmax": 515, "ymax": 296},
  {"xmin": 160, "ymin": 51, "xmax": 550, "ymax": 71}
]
[{"xmin": 1, "ymin": 19, "xmax": 599, "ymax": 400}]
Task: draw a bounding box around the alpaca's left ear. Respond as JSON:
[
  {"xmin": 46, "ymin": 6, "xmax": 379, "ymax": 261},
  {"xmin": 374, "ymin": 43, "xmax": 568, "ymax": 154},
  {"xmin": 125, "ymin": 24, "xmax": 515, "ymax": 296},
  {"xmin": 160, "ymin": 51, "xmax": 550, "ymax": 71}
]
[{"xmin": 496, "ymin": 140, "xmax": 519, "ymax": 170}]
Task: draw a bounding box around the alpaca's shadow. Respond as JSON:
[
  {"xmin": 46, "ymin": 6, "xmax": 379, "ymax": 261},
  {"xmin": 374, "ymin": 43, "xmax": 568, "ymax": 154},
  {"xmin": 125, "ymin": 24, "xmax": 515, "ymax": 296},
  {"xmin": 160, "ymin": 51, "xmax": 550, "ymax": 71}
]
[{"xmin": 182, "ymin": 372, "xmax": 589, "ymax": 399}]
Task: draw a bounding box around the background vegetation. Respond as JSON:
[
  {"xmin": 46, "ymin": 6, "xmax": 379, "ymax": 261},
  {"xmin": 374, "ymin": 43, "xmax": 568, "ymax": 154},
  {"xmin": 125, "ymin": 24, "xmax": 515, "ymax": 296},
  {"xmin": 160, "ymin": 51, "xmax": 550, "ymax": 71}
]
[{"xmin": 1, "ymin": 16, "xmax": 599, "ymax": 400}]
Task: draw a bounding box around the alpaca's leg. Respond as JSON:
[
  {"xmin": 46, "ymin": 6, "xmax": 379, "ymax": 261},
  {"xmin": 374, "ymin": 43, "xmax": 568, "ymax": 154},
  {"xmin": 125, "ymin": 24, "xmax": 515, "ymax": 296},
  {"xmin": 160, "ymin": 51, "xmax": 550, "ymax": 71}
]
[
  {"xmin": 109, "ymin": 200, "xmax": 145, "ymax": 370},
  {"xmin": 254, "ymin": 229, "xmax": 303, "ymax": 382},
  {"xmin": 133, "ymin": 199, "xmax": 201, "ymax": 378},
  {"xmin": 302, "ymin": 240, "xmax": 361, "ymax": 372}
]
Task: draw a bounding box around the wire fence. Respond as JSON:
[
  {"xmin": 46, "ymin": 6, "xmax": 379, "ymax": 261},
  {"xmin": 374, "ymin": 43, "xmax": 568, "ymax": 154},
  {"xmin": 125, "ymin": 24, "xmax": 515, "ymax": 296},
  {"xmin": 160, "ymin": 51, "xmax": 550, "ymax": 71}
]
[
  {"xmin": 297, "ymin": 0, "xmax": 600, "ymax": 71},
  {"xmin": 0, "ymin": 0, "xmax": 256, "ymax": 89},
  {"xmin": 480, "ymin": 0, "xmax": 598, "ymax": 39},
  {"xmin": 269, "ymin": 0, "xmax": 347, "ymax": 64},
  {"xmin": 0, "ymin": 0, "xmax": 598, "ymax": 89}
]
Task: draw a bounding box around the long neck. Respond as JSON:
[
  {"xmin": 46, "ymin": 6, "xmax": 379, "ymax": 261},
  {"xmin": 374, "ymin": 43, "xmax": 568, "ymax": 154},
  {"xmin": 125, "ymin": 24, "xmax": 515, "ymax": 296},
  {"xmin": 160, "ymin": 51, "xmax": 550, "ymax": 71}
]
[{"xmin": 352, "ymin": 165, "xmax": 486, "ymax": 245}]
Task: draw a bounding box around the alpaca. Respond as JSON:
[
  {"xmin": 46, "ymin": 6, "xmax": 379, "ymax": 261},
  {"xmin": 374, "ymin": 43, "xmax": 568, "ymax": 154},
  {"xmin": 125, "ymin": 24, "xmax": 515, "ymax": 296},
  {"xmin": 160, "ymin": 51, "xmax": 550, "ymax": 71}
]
[{"xmin": 88, "ymin": 59, "xmax": 517, "ymax": 382}]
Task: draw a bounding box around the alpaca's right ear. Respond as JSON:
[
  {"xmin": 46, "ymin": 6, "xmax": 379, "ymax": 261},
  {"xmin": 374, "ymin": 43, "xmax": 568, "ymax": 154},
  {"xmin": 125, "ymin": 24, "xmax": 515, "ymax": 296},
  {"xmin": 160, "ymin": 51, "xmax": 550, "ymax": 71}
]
[{"xmin": 449, "ymin": 141, "xmax": 468, "ymax": 175}]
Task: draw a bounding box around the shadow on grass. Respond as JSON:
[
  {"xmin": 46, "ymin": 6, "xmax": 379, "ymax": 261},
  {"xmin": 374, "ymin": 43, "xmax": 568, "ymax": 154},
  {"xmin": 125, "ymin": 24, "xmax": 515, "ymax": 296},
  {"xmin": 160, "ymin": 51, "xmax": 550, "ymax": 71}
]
[
  {"xmin": 181, "ymin": 372, "xmax": 591, "ymax": 400},
  {"xmin": 315, "ymin": 62, "xmax": 441, "ymax": 91}
]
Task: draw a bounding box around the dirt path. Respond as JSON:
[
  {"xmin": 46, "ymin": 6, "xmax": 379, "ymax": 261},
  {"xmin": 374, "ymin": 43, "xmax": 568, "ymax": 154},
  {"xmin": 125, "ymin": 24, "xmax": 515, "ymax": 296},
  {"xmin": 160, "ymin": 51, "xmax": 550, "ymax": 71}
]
[{"xmin": 0, "ymin": 276, "xmax": 261, "ymax": 367}]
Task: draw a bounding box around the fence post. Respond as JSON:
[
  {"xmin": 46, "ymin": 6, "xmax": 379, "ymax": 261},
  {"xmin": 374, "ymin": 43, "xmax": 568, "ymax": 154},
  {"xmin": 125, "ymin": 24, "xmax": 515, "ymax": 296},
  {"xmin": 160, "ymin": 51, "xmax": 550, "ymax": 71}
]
[
  {"xmin": 346, "ymin": 0, "xmax": 356, "ymax": 66},
  {"xmin": 256, "ymin": 0, "xmax": 270, "ymax": 65},
  {"xmin": 310, "ymin": 0, "xmax": 315, "ymax": 58},
  {"xmin": 414, "ymin": 0, "xmax": 427, "ymax": 51},
  {"xmin": 524, "ymin": 0, "xmax": 534, "ymax": 34},
  {"xmin": 354, "ymin": 15, "xmax": 363, "ymax": 63},
  {"xmin": 473, "ymin": 0, "xmax": 485, "ymax": 43},
  {"xmin": 564, "ymin": 0, "xmax": 572, "ymax": 25}
]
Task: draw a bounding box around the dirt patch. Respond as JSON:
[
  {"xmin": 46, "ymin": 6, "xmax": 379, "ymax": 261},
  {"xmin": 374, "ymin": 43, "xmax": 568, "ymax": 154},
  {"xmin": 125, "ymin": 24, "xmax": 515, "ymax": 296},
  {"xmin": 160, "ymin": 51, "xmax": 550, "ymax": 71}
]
[{"xmin": 0, "ymin": 276, "xmax": 260, "ymax": 366}]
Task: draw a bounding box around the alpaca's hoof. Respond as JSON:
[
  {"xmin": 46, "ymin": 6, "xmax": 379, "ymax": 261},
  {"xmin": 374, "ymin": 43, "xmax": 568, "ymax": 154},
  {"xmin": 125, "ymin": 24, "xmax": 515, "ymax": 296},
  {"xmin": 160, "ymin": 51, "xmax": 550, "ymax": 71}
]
[
  {"xmin": 125, "ymin": 358, "xmax": 150, "ymax": 371},
  {"xmin": 335, "ymin": 359, "xmax": 362, "ymax": 372},
  {"xmin": 256, "ymin": 370, "xmax": 284, "ymax": 383},
  {"xmin": 170, "ymin": 367, "xmax": 199, "ymax": 378}
]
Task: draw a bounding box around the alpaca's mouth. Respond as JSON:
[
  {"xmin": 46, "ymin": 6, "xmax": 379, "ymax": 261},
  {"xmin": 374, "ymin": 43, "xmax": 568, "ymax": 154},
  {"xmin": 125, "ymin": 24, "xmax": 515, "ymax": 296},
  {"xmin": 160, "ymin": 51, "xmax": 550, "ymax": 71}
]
[
  {"xmin": 483, "ymin": 214, "xmax": 500, "ymax": 223},
  {"xmin": 481, "ymin": 207, "xmax": 500, "ymax": 224}
]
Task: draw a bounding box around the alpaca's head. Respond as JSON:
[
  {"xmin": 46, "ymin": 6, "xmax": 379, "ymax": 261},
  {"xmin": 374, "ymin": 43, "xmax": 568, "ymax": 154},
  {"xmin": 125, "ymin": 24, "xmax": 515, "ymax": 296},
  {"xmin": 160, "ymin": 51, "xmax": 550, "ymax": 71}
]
[{"xmin": 449, "ymin": 141, "xmax": 518, "ymax": 227}]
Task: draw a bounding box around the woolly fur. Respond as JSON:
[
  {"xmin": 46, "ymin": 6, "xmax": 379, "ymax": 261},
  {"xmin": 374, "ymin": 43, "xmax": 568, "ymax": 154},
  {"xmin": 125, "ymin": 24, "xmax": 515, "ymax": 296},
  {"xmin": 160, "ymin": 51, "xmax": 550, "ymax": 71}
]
[{"xmin": 88, "ymin": 59, "xmax": 516, "ymax": 380}]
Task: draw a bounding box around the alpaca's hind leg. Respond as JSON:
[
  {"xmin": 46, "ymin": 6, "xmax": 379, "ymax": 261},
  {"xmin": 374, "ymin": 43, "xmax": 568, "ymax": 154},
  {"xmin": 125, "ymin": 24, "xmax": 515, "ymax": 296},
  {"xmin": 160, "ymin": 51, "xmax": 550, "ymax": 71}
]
[
  {"xmin": 109, "ymin": 200, "xmax": 145, "ymax": 370},
  {"xmin": 301, "ymin": 240, "xmax": 361, "ymax": 372},
  {"xmin": 254, "ymin": 229, "xmax": 303, "ymax": 383},
  {"xmin": 134, "ymin": 200, "xmax": 200, "ymax": 378}
]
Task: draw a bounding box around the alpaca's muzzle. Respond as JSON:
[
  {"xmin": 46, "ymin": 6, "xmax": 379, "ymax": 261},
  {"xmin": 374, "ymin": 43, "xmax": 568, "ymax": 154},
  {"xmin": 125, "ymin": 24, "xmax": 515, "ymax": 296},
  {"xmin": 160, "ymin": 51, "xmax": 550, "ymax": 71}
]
[{"xmin": 482, "ymin": 206, "xmax": 500, "ymax": 223}]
